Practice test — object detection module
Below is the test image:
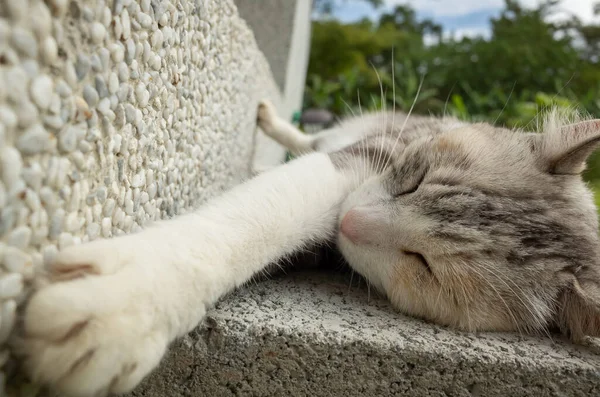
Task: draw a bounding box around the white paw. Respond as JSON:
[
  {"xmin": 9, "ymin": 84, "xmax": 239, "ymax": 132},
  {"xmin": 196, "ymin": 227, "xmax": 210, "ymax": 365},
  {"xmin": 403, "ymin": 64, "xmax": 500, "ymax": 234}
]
[
  {"xmin": 18, "ymin": 237, "xmax": 172, "ymax": 397},
  {"xmin": 257, "ymin": 99, "xmax": 279, "ymax": 134}
]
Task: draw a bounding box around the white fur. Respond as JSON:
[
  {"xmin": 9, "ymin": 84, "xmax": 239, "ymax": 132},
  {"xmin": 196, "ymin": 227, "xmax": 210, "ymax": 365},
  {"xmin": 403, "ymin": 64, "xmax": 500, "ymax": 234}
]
[{"xmin": 23, "ymin": 150, "xmax": 362, "ymax": 396}]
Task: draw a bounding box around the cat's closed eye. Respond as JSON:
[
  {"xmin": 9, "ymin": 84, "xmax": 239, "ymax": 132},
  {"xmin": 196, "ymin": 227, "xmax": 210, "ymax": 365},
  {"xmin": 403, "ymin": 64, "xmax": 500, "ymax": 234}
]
[
  {"xmin": 403, "ymin": 251, "xmax": 433, "ymax": 275},
  {"xmin": 393, "ymin": 172, "xmax": 427, "ymax": 197}
]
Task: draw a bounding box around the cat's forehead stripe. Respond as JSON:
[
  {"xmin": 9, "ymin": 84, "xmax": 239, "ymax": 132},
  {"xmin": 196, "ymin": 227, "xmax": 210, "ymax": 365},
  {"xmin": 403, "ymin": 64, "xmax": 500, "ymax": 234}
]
[{"xmin": 434, "ymin": 136, "xmax": 461, "ymax": 152}]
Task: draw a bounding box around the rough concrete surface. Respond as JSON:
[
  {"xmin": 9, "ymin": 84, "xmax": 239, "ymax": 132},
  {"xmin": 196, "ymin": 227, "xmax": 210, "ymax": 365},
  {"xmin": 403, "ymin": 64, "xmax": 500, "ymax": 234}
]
[{"xmin": 130, "ymin": 271, "xmax": 600, "ymax": 397}]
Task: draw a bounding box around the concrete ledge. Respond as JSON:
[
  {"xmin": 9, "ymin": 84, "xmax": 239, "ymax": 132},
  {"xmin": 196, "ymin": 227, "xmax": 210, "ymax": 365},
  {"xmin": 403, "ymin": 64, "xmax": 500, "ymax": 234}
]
[{"xmin": 130, "ymin": 271, "xmax": 600, "ymax": 396}]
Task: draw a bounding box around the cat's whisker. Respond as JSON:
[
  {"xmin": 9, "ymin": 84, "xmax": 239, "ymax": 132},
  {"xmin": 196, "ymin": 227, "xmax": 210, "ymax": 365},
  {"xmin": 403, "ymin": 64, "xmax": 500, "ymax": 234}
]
[
  {"xmin": 487, "ymin": 265, "xmax": 553, "ymax": 338},
  {"xmin": 523, "ymin": 74, "xmax": 575, "ymax": 132},
  {"xmin": 493, "ymin": 81, "xmax": 516, "ymax": 126},
  {"xmin": 336, "ymin": 100, "xmax": 362, "ymax": 185},
  {"xmin": 354, "ymin": 89, "xmax": 369, "ymax": 180},
  {"xmin": 476, "ymin": 260, "xmax": 546, "ymax": 335},
  {"xmin": 447, "ymin": 265, "xmax": 474, "ymax": 331},
  {"xmin": 389, "ymin": 47, "xmax": 397, "ymax": 175},
  {"xmin": 370, "ymin": 62, "xmax": 387, "ymax": 175},
  {"xmin": 443, "ymin": 81, "xmax": 457, "ymax": 120},
  {"xmin": 382, "ymin": 74, "xmax": 425, "ymax": 172},
  {"xmin": 348, "ymin": 268, "xmax": 355, "ymax": 294},
  {"xmin": 461, "ymin": 263, "xmax": 524, "ymax": 337}
]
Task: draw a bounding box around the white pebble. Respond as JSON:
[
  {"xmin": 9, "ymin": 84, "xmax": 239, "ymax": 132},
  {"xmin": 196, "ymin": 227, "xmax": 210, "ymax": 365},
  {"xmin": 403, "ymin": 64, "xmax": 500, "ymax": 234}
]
[
  {"xmin": 65, "ymin": 62, "xmax": 78, "ymax": 88},
  {"xmin": 113, "ymin": 207, "xmax": 125, "ymax": 225},
  {"xmin": 0, "ymin": 106, "xmax": 17, "ymax": 132},
  {"xmin": 122, "ymin": 9, "xmax": 131, "ymax": 39},
  {"xmin": 59, "ymin": 125, "xmax": 81, "ymax": 153},
  {"xmin": 17, "ymin": 124, "xmax": 52, "ymax": 155},
  {"xmin": 110, "ymin": 42, "xmax": 125, "ymax": 63},
  {"xmin": 135, "ymin": 82, "xmax": 149, "ymax": 107},
  {"xmin": 24, "ymin": 189, "xmax": 41, "ymax": 211},
  {"xmin": 5, "ymin": 66, "xmax": 29, "ymax": 103},
  {"xmin": 0, "ymin": 273, "xmax": 23, "ymax": 299},
  {"xmin": 131, "ymin": 171, "xmax": 145, "ymax": 187},
  {"xmin": 137, "ymin": 12, "xmax": 152, "ymax": 29},
  {"xmin": 47, "ymin": 0, "xmax": 68, "ymax": 16},
  {"xmin": 65, "ymin": 211, "xmax": 80, "ymax": 232},
  {"xmin": 117, "ymin": 62, "xmax": 129, "ymax": 81},
  {"xmin": 58, "ymin": 232, "xmax": 74, "ymax": 249},
  {"xmin": 0, "ymin": 183, "xmax": 6, "ymax": 209},
  {"xmin": 16, "ymin": 99, "xmax": 39, "ymax": 128},
  {"xmin": 42, "ymin": 245, "xmax": 58, "ymax": 266},
  {"xmin": 11, "ymin": 27, "xmax": 38, "ymax": 58},
  {"xmin": 21, "ymin": 163, "xmax": 43, "ymax": 190},
  {"xmin": 29, "ymin": 0, "xmax": 53, "ymax": 39},
  {"xmin": 151, "ymin": 29, "xmax": 164, "ymax": 49},
  {"xmin": 30, "ymin": 75, "xmax": 54, "ymax": 110},
  {"xmin": 87, "ymin": 223, "xmax": 101, "ymax": 240},
  {"xmin": 0, "ymin": 300, "xmax": 16, "ymax": 343},
  {"xmin": 147, "ymin": 183, "xmax": 157, "ymax": 198},
  {"xmin": 55, "ymin": 79, "xmax": 72, "ymax": 97},
  {"xmin": 4, "ymin": 0, "xmax": 28, "ymax": 20},
  {"xmin": 141, "ymin": 0, "xmax": 151, "ymax": 13},
  {"xmin": 108, "ymin": 72, "xmax": 119, "ymax": 94},
  {"xmin": 40, "ymin": 36, "xmax": 58, "ymax": 65},
  {"xmin": 8, "ymin": 226, "xmax": 32, "ymax": 249},
  {"xmin": 83, "ymin": 84, "xmax": 100, "ymax": 107},
  {"xmin": 90, "ymin": 22, "xmax": 106, "ymax": 44},
  {"xmin": 159, "ymin": 12, "xmax": 169, "ymax": 27},
  {"xmin": 2, "ymin": 247, "xmax": 31, "ymax": 273},
  {"xmin": 101, "ymin": 217, "xmax": 112, "ymax": 237},
  {"xmin": 0, "ymin": 147, "xmax": 22, "ymax": 189}
]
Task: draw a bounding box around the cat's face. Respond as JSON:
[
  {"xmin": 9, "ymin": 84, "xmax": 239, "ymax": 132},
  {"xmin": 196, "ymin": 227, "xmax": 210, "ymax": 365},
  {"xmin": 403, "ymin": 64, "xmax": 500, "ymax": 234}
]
[{"xmin": 337, "ymin": 117, "xmax": 600, "ymax": 340}]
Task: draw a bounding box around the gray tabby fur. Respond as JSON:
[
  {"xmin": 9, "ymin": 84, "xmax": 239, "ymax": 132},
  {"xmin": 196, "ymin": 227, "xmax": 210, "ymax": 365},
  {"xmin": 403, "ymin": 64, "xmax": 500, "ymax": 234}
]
[{"xmin": 258, "ymin": 102, "xmax": 600, "ymax": 342}]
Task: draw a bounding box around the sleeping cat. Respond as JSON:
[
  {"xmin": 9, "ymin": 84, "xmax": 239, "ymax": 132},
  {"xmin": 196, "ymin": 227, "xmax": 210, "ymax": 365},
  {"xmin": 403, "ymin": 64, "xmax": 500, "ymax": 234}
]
[{"xmin": 17, "ymin": 100, "xmax": 600, "ymax": 396}]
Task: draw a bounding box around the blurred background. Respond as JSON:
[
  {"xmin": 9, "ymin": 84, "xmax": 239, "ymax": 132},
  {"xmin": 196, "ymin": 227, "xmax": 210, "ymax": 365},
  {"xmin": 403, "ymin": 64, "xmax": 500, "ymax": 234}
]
[{"xmin": 302, "ymin": 0, "xmax": 600, "ymax": 202}]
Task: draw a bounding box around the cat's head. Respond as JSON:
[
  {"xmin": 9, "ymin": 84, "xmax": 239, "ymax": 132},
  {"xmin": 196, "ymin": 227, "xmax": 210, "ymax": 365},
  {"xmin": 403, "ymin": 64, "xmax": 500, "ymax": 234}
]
[{"xmin": 337, "ymin": 113, "xmax": 600, "ymax": 341}]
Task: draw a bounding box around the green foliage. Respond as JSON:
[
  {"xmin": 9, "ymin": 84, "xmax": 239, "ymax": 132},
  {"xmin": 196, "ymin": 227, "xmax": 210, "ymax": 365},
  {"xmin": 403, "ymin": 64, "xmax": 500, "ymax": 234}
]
[
  {"xmin": 305, "ymin": 0, "xmax": 600, "ymax": 183},
  {"xmin": 306, "ymin": 0, "xmax": 600, "ymax": 117}
]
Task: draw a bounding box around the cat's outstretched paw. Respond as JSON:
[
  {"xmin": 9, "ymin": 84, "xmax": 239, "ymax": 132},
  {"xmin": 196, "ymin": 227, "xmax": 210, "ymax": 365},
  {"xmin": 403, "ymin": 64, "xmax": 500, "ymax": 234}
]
[
  {"xmin": 17, "ymin": 238, "xmax": 171, "ymax": 397},
  {"xmin": 257, "ymin": 99, "xmax": 279, "ymax": 134}
]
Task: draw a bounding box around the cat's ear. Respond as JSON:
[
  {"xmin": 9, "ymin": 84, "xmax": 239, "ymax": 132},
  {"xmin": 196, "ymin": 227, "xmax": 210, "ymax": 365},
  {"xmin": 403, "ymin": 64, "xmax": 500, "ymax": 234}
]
[
  {"xmin": 535, "ymin": 119, "xmax": 600, "ymax": 174},
  {"xmin": 556, "ymin": 268, "xmax": 600, "ymax": 342}
]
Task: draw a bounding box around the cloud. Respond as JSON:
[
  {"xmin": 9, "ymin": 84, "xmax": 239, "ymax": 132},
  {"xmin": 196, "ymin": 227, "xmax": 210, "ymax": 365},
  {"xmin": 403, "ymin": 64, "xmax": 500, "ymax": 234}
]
[
  {"xmin": 434, "ymin": 8, "xmax": 502, "ymax": 30},
  {"xmin": 329, "ymin": 0, "xmax": 600, "ymax": 40},
  {"xmin": 384, "ymin": 0, "xmax": 600, "ymax": 23},
  {"xmin": 384, "ymin": 0, "xmax": 504, "ymax": 18}
]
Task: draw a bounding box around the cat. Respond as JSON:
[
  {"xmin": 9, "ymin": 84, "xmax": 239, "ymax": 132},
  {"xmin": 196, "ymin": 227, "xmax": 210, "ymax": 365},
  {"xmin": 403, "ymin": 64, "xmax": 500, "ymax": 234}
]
[{"xmin": 16, "ymin": 100, "xmax": 600, "ymax": 396}]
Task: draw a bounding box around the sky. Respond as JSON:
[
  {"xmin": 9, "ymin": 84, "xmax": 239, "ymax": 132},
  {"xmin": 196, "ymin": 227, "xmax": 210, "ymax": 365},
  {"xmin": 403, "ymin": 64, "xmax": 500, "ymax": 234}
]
[{"xmin": 331, "ymin": 0, "xmax": 600, "ymax": 40}]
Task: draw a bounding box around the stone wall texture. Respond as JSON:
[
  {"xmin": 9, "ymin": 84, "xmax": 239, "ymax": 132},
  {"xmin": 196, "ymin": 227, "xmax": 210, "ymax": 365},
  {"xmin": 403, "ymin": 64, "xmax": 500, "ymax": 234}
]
[{"xmin": 0, "ymin": 0, "xmax": 285, "ymax": 393}]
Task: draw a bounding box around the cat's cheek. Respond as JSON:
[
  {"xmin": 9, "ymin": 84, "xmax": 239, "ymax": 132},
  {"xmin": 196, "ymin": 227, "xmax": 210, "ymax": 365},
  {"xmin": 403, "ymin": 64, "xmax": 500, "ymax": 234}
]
[{"xmin": 339, "ymin": 207, "xmax": 388, "ymax": 245}]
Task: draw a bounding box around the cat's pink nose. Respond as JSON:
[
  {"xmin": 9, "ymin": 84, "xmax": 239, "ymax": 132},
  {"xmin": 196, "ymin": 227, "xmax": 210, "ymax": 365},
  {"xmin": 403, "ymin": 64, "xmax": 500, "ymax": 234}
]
[{"xmin": 340, "ymin": 209, "xmax": 362, "ymax": 244}]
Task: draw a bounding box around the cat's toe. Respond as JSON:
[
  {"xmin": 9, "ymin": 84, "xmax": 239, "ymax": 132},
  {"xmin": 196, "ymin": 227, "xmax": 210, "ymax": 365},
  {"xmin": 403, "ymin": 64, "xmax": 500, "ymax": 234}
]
[
  {"xmin": 45, "ymin": 238, "xmax": 135, "ymax": 281},
  {"xmin": 257, "ymin": 99, "xmax": 278, "ymax": 132}
]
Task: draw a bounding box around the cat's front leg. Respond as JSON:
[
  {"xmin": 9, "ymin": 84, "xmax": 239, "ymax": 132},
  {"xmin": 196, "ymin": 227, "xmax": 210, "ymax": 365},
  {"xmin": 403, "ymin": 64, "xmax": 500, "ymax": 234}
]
[
  {"xmin": 19, "ymin": 152, "xmax": 367, "ymax": 396},
  {"xmin": 19, "ymin": 233, "xmax": 181, "ymax": 396}
]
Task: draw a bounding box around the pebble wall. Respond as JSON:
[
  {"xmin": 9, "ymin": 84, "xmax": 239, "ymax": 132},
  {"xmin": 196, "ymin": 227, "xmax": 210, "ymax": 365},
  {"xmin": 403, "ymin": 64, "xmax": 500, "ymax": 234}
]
[{"xmin": 0, "ymin": 0, "xmax": 282, "ymax": 393}]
